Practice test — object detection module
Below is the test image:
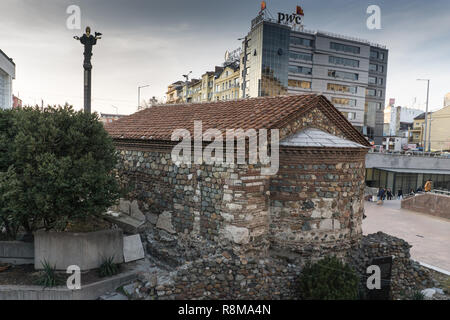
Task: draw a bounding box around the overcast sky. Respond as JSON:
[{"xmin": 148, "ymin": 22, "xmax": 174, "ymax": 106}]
[{"xmin": 1, "ymin": 0, "xmax": 449, "ymax": 115}]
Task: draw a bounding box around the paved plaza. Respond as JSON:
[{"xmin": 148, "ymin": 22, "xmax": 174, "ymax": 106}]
[{"xmin": 364, "ymin": 200, "xmax": 450, "ymax": 271}]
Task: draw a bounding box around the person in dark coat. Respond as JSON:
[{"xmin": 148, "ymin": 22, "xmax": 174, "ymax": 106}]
[{"xmin": 387, "ymin": 189, "xmax": 393, "ymax": 200}]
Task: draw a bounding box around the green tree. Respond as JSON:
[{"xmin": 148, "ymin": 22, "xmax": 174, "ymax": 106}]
[
  {"xmin": 0, "ymin": 105, "xmax": 120, "ymax": 238},
  {"xmin": 298, "ymin": 256, "xmax": 360, "ymax": 300}
]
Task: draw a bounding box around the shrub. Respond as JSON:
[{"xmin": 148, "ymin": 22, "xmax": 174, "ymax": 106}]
[
  {"xmin": 298, "ymin": 256, "xmax": 360, "ymax": 300},
  {"xmin": 0, "ymin": 105, "xmax": 121, "ymax": 236},
  {"xmin": 98, "ymin": 256, "xmax": 120, "ymax": 278},
  {"xmin": 410, "ymin": 291, "xmax": 425, "ymax": 300},
  {"xmin": 36, "ymin": 260, "xmax": 62, "ymax": 287}
]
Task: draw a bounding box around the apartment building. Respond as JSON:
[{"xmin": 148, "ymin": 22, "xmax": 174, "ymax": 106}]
[
  {"xmin": 0, "ymin": 49, "xmax": 15, "ymax": 109},
  {"xmin": 166, "ymin": 81, "xmax": 184, "ymax": 104},
  {"xmin": 213, "ymin": 62, "xmax": 240, "ymax": 101}
]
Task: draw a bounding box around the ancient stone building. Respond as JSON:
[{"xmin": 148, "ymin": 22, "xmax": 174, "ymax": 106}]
[{"xmin": 106, "ymin": 94, "xmax": 372, "ymax": 299}]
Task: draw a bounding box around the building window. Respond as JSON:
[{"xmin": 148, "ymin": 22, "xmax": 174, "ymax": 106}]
[
  {"xmin": 371, "ymin": 51, "xmax": 385, "ymax": 61},
  {"xmin": 369, "ymin": 76, "xmax": 384, "ymax": 86},
  {"xmin": 367, "ymin": 101, "xmax": 383, "ymax": 110},
  {"xmin": 330, "ymin": 42, "xmax": 360, "ymax": 54},
  {"xmin": 289, "ymin": 52, "xmax": 313, "ymax": 62},
  {"xmin": 291, "ymin": 37, "xmax": 313, "ymax": 47},
  {"xmin": 327, "ymin": 83, "xmax": 357, "ymax": 94},
  {"xmin": 329, "ymin": 56, "xmax": 360, "ymax": 68},
  {"xmin": 366, "ymin": 89, "xmax": 377, "ymax": 96},
  {"xmin": 332, "ymin": 97, "xmax": 357, "ymax": 106},
  {"xmin": 289, "ymin": 66, "xmax": 312, "ymax": 75},
  {"xmin": 328, "ymin": 70, "xmax": 359, "ymax": 81},
  {"xmin": 342, "ymin": 112, "xmax": 357, "ymax": 120},
  {"xmin": 288, "ymin": 80, "xmax": 311, "ymax": 89},
  {"xmin": 369, "ymin": 63, "xmax": 384, "ymax": 73}
]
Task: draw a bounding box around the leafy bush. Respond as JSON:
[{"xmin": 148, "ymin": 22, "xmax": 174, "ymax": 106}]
[
  {"xmin": 36, "ymin": 260, "xmax": 62, "ymax": 287},
  {"xmin": 410, "ymin": 291, "xmax": 425, "ymax": 300},
  {"xmin": 0, "ymin": 105, "xmax": 120, "ymax": 237},
  {"xmin": 298, "ymin": 256, "xmax": 360, "ymax": 300},
  {"xmin": 98, "ymin": 256, "xmax": 120, "ymax": 278}
]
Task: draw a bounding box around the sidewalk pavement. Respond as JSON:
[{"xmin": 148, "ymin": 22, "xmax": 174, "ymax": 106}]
[{"xmin": 364, "ymin": 200, "xmax": 450, "ymax": 271}]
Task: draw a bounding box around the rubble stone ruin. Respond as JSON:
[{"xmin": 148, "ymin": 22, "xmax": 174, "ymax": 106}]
[{"xmin": 106, "ymin": 94, "xmax": 374, "ymax": 299}]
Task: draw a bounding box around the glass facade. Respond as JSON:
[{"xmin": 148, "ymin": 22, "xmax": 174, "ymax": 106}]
[
  {"xmin": 369, "ymin": 63, "xmax": 384, "ymax": 73},
  {"xmin": 331, "ymin": 97, "xmax": 356, "ymax": 106},
  {"xmin": 260, "ymin": 24, "xmax": 290, "ymax": 97},
  {"xmin": 330, "ymin": 42, "xmax": 360, "ymax": 54},
  {"xmin": 329, "ymin": 56, "xmax": 360, "ymax": 68},
  {"xmin": 328, "ymin": 69, "xmax": 359, "ymax": 81},
  {"xmin": 288, "ymin": 79, "xmax": 311, "ymax": 88},
  {"xmin": 364, "ymin": 101, "xmax": 378, "ymax": 139},
  {"xmin": 289, "ymin": 52, "xmax": 313, "ymax": 61},
  {"xmin": 327, "ymin": 83, "xmax": 357, "ymax": 94},
  {"xmin": 289, "ymin": 65, "xmax": 312, "ymax": 75},
  {"xmin": 366, "ymin": 168, "xmax": 450, "ymax": 195},
  {"xmin": 291, "ymin": 37, "xmax": 313, "ymax": 47}
]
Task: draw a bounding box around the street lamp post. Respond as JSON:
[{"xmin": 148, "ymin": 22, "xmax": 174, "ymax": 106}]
[
  {"xmin": 182, "ymin": 71, "xmax": 192, "ymax": 103},
  {"xmin": 74, "ymin": 27, "xmax": 102, "ymax": 114},
  {"xmin": 417, "ymin": 79, "xmax": 430, "ymax": 153},
  {"xmin": 138, "ymin": 85, "xmax": 150, "ymax": 111}
]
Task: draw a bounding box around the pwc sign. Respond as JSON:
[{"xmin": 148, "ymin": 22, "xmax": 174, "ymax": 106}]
[{"xmin": 277, "ymin": 6, "xmax": 304, "ymax": 26}]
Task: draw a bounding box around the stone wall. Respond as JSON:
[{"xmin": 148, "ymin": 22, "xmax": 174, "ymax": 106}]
[
  {"xmin": 124, "ymin": 232, "xmax": 433, "ymax": 300},
  {"xmin": 116, "ymin": 147, "xmax": 271, "ymax": 256},
  {"xmin": 401, "ymin": 193, "xmax": 450, "ymax": 219},
  {"xmin": 349, "ymin": 232, "xmax": 434, "ymax": 300},
  {"xmin": 269, "ymin": 148, "xmax": 367, "ymax": 260},
  {"xmin": 136, "ymin": 254, "xmax": 301, "ymax": 300}
]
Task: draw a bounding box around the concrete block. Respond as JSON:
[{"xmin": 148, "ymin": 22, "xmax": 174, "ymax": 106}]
[
  {"xmin": 34, "ymin": 230, "xmax": 124, "ymax": 271},
  {"xmin": 123, "ymin": 235, "xmax": 145, "ymax": 263},
  {"xmin": 0, "ymin": 241, "xmax": 34, "ymax": 265}
]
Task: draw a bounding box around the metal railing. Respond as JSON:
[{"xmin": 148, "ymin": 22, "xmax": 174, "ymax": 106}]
[
  {"xmin": 301, "ymin": 29, "xmax": 387, "ymax": 49},
  {"xmin": 431, "ymin": 189, "xmax": 450, "ymax": 196},
  {"xmin": 368, "ymin": 149, "xmax": 450, "ymax": 159},
  {"xmin": 255, "ymin": 14, "xmax": 387, "ymax": 49}
]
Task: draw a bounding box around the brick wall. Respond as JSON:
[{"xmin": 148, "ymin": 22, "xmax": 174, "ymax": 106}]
[{"xmin": 269, "ymin": 148, "xmax": 367, "ymax": 259}]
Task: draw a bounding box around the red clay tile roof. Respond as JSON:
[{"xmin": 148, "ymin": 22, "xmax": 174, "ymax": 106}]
[{"xmin": 105, "ymin": 94, "xmax": 369, "ymax": 146}]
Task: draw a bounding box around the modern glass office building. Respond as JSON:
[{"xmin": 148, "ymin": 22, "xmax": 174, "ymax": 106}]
[
  {"xmin": 260, "ymin": 23, "xmax": 290, "ymax": 96},
  {"xmin": 241, "ymin": 12, "xmax": 389, "ymax": 144},
  {"xmin": 365, "ymin": 168, "xmax": 450, "ymax": 194}
]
